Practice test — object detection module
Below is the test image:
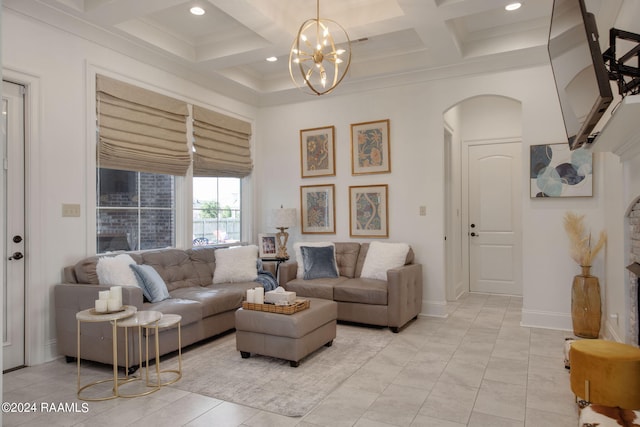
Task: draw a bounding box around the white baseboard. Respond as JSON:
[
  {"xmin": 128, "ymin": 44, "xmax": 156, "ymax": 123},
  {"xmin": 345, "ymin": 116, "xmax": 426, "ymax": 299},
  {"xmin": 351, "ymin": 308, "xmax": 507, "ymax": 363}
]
[
  {"xmin": 603, "ymin": 319, "xmax": 624, "ymax": 342},
  {"xmin": 420, "ymin": 299, "xmax": 448, "ymax": 318},
  {"xmin": 521, "ymin": 308, "xmax": 573, "ymax": 331}
]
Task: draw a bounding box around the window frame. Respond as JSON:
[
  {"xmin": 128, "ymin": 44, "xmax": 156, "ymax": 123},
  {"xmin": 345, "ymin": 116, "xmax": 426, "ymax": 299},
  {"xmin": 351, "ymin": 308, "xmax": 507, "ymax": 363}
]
[{"xmin": 87, "ymin": 69, "xmax": 253, "ymax": 254}]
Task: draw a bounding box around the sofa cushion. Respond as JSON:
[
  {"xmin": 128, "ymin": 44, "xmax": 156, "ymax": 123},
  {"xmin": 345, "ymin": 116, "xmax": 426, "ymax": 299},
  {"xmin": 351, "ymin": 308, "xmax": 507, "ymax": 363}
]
[
  {"xmin": 354, "ymin": 243, "xmax": 415, "ymax": 278},
  {"xmin": 213, "ymin": 245, "xmax": 258, "ymax": 284},
  {"xmin": 170, "ymin": 283, "xmax": 254, "ymax": 318},
  {"xmin": 139, "ymin": 249, "xmax": 201, "ymax": 291},
  {"xmin": 142, "ymin": 297, "xmax": 203, "ymax": 327},
  {"xmin": 333, "ymin": 278, "xmax": 388, "ymax": 305},
  {"xmin": 284, "ymin": 276, "xmax": 348, "ymax": 299},
  {"xmin": 96, "ymin": 254, "xmax": 139, "ymax": 287},
  {"xmin": 334, "ymin": 242, "xmax": 361, "ymax": 278},
  {"xmin": 187, "ymin": 247, "xmax": 217, "ymax": 285},
  {"xmin": 360, "ymin": 242, "xmax": 410, "ymax": 280},
  {"xmin": 130, "ymin": 264, "xmax": 170, "ymax": 303},
  {"xmin": 300, "ymin": 245, "xmax": 339, "ymax": 280},
  {"xmin": 74, "ymin": 252, "xmax": 143, "ymax": 285},
  {"xmin": 294, "ymin": 242, "xmax": 337, "ymax": 279}
]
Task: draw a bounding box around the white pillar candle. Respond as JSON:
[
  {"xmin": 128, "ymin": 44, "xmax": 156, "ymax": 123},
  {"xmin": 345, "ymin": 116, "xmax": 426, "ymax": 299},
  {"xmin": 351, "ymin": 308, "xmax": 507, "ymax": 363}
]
[
  {"xmin": 98, "ymin": 290, "xmax": 111, "ymax": 300},
  {"xmin": 107, "ymin": 298, "xmax": 121, "ymax": 312},
  {"xmin": 246, "ymin": 289, "xmax": 255, "ymax": 303},
  {"xmin": 254, "ymin": 287, "xmax": 264, "ymax": 304},
  {"xmin": 109, "ymin": 286, "xmax": 123, "ymax": 307},
  {"xmin": 95, "ymin": 299, "xmax": 108, "ymax": 313}
]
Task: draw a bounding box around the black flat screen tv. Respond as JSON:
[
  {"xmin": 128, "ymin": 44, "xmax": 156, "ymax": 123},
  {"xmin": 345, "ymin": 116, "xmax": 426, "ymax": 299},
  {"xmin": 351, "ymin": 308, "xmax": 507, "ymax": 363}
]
[{"xmin": 548, "ymin": 0, "xmax": 613, "ymax": 150}]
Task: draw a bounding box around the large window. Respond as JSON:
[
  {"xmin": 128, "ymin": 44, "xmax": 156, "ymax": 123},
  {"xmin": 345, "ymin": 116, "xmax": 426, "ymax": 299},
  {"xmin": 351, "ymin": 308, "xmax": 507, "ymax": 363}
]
[
  {"xmin": 95, "ymin": 75, "xmax": 250, "ymax": 253},
  {"xmin": 192, "ymin": 177, "xmax": 241, "ymax": 245},
  {"xmin": 97, "ymin": 168, "xmax": 175, "ymax": 252}
]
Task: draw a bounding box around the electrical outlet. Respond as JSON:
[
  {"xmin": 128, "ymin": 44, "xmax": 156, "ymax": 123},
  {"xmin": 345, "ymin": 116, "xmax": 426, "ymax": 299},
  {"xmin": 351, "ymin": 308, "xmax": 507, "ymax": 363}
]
[
  {"xmin": 419, "ymin": 206, "xmax": 427, "ymax": 216},
  {"xmin": 62, "ymin": 203, "xmax": 81, "ymax": 217}
]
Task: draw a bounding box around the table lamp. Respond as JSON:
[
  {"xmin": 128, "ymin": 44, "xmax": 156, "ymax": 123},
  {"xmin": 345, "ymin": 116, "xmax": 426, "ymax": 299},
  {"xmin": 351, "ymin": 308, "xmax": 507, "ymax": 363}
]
[{"xmin": 272, "ymin": 207, "xmax": 296, "ymax": 259}]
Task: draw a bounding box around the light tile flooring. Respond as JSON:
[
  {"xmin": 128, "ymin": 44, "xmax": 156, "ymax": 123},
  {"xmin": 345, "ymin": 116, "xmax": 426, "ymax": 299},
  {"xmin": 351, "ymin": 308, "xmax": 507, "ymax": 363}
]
[{"xmin": 3, "ymin": 293, "xmax": 579, "ymax": 426}]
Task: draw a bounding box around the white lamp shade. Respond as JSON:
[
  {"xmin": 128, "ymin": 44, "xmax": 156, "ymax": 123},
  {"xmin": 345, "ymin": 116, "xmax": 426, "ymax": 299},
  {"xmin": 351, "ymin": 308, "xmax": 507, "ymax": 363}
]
[{"xmin": 272, "ymin": 208, "xmax": 297, "ymax": 228}]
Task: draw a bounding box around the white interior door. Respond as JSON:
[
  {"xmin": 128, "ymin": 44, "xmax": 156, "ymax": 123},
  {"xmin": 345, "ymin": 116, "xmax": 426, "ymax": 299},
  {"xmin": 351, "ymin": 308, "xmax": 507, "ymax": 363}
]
[
  {"xmin": 468, "ymin": 142, "xmax": 522, "ymax": 295},
  {"xmin": 3, "ymin": 81, "xmax": 26, "ymax": 371}
]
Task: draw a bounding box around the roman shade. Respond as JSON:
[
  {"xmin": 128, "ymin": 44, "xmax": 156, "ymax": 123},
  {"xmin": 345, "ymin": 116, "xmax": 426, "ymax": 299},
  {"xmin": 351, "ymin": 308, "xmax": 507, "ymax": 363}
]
[
  {"xmin": 192, "ymin": 105, "xmax": 253, "ymax": 178},
  {"xmin": 96, "ymin": 74, "xmax": 190, "ymax": 175}
]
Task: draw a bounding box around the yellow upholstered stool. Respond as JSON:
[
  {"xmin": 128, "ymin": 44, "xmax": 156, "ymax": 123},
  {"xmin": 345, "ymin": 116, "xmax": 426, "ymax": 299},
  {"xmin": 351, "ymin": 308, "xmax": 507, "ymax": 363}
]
[{"xmin": 570, "ymin": 339, "xmax": 640, "ymax": 410}]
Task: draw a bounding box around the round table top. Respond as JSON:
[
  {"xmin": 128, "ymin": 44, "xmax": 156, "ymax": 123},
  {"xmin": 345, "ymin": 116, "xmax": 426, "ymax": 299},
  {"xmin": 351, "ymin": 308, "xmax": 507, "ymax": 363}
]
[
  {"xmin": 157, "ymin": 314, "xmax": 182, "ymax": 329},
  {"xmin": 117, "ymin": 310, "xmax": 163, "ymax": 328},
  {"xmin": 76, "ymin": 305, "xmax": 137, "ymax": 322}
]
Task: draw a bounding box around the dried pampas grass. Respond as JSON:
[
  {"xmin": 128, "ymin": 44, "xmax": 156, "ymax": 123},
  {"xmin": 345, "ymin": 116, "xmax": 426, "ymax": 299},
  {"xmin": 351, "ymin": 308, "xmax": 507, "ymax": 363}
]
[{"xmin": 563, "ymin": 211, "xmax": 607, "ymax": 266}]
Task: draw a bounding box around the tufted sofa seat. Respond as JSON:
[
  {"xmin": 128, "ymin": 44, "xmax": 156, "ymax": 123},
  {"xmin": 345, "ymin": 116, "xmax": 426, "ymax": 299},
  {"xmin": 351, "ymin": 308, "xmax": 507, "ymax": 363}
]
[
  {"xmin": 278, "ymin": 242, "xmax": 423, "ymax": 332},
  {"xmin": 54, "ymin": 247, "xmax": 274, "ymax": 368}
]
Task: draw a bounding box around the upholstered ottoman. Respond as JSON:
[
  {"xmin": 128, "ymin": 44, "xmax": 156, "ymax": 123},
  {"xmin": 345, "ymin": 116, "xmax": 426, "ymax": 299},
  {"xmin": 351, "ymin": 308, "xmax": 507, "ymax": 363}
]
[
  {"xmin": 570, "ymin": 339, "xmax": 640, "ymax": 409},
  {"xmin": 235, "ymin": 297, "xmax": 337, "ymax": 367}
]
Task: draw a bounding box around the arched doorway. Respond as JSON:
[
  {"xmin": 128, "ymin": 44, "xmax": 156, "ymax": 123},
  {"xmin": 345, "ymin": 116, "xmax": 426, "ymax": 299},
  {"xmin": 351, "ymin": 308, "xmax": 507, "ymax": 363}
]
[{"xmin": 444, "ymin": 95, "xmax": 523, "ymax": 299}]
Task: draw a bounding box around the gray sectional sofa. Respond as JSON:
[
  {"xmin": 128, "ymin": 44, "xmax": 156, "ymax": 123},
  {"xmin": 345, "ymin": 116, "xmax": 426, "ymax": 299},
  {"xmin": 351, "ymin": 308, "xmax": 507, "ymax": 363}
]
[
  {"xmin": 278, "ymin": 242, "xmax": 423, "ymax": 332},
  {"xmin": 55, "ymin": 247, "xmax": 270, "ymax": 367},
  {"xmin": 55, "ymin": 242, "xmax": 423, "ymax": 368}
]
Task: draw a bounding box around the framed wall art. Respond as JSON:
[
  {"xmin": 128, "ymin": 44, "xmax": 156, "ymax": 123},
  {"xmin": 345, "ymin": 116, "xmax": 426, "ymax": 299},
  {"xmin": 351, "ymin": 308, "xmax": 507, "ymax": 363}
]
[
  {"xmin": 530, "ymin": 143, "xmax": 593, "ymax": 197},
  {"xmin": 349, "ymin": 184, "xmax": 388, "ymax": 238},
  {"xmin": 300, "ymin": 126, "xmax": 335, "ymax": 178},
  {"xmin": 351, "ymin": 119, "xmax": 390, "ymax": 175},
  {"xmin": 258, "ymin": 233, "xmax": 277, "ymax": 258},
  {"xmin": 300, "ymin": 184, "xmax": 335, "ymax": 234}
]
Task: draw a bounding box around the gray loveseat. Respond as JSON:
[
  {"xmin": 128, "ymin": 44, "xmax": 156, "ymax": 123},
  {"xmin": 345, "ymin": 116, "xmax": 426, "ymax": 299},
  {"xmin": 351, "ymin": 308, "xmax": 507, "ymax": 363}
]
[
  {"xmin": 278, "ymin": 242, "xmax": 423, "ymax": 332},
  {"xmin": 55, "ymin": 247, "xmax": 273, "ymax": 367}
]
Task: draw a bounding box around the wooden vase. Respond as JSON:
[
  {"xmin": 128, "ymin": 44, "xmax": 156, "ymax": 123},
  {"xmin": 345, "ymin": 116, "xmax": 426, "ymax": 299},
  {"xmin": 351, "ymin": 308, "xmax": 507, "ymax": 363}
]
[{"xmin": 571, "ymin": 265, "xmax": 601, "ymax": 338}]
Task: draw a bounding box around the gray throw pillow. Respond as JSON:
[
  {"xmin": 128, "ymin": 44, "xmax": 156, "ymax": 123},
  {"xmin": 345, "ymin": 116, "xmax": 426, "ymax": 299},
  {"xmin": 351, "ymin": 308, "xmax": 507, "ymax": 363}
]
[
  {"xmin": 301, "ymin": 245, "xmax": 339, "ymax": 280},
  {"xmin": 130, "ymin": 264, "xmax": 171, "ymax": 303}
]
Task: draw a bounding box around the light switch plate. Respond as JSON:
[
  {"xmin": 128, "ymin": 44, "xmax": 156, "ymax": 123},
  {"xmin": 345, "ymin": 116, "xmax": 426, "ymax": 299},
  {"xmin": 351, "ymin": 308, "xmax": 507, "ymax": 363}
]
[{"xmin": 62, "ymin": 203, "xmax": 81, "ymax": 217}]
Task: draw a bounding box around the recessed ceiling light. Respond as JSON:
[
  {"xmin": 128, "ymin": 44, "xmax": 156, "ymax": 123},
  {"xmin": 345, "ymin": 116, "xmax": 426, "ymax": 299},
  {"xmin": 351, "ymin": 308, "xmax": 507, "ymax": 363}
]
[
  {"xmin": 266, "ymin": 57, "xmax": 278, "ymax": 62},
  {"xmin": 190, "ymin": 6, "xmax": 205, "ymax": 16},
  {"xmin": 505, "ymin": 2, "xmax": 522, "ymax": 11}
]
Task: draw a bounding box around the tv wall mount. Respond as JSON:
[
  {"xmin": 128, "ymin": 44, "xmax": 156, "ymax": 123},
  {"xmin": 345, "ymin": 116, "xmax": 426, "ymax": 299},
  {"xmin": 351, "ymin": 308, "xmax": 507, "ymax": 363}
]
[{"xmin": 604, "ymin": 28, "xmax": 640, "ymax": 96}]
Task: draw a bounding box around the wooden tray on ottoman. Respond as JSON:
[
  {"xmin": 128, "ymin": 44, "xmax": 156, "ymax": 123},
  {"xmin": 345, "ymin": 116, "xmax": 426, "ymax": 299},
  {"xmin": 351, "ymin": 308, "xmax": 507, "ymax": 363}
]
[{"xmin": 242, "ymin": 299, "xmax": 310, "ymax": 315}]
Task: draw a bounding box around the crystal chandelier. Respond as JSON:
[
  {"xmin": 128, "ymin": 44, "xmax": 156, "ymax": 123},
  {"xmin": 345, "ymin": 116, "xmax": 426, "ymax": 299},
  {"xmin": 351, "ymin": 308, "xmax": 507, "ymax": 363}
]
[{"xmin": 289, "ymin": 0, "xmax": 352, "ymax": 95}]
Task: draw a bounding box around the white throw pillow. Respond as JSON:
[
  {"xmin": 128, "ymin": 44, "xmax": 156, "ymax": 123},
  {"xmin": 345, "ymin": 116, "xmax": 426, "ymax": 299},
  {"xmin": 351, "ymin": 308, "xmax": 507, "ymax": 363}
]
[
  {"xmin": 293, "ymin": 242, "xmax": 337, "ymax": 279},
  {"xmin": 96, "ymin": 254, "xmax": 139, "ymax": 286},
  {"xmin": 213, "ymin": 245, "xmax": 259, "ymax": 284},
  {"xmin": 360, "ymin": 241, "xmax": 410, "ymax": 281}
]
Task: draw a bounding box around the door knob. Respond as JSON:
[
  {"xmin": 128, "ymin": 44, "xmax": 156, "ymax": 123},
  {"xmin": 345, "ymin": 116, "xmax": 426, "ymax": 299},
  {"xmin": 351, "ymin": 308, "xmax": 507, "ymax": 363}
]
[
  {"xmin": 470, "ymin": 232, "xmax": 478, "ymax": 237},
  {"xmin": 8, "ymin": 252, "xmax": 23, "ymax": 260}
]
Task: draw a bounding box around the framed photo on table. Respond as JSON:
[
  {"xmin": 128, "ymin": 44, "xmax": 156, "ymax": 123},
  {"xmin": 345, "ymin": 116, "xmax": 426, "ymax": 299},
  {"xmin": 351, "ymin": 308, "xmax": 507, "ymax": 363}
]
[
  {"xmin": 258, "ymin": 233, "xmax": 277, "ymax": 258},
  {"xmin": 349, "ymin": 184, "xmax": 388, "ymax": 238},
  {"xmin": 351, "ymin": 119, "xmax": 390, "ymax": 175},
  {"xmin": 300, "ymin": 184, "xmax": 335, "ymax": 234},
  {"xmin": 300, "ymin": 126, "xmax": 335, "ymax": 178}
]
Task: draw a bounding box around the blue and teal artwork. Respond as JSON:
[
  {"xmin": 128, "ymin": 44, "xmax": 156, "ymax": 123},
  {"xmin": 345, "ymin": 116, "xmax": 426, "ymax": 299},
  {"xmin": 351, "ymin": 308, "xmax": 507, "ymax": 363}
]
[{"xmin": 530, "ymin": 144, "xmax": 592, "ymax": 197}]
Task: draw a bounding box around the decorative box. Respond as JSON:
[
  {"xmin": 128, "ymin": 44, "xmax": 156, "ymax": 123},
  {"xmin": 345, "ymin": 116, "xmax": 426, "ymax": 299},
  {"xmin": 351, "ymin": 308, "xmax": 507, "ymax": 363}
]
[{"xmin": 265, "ymin": 289, "xmax": 296, "ymax": 305}]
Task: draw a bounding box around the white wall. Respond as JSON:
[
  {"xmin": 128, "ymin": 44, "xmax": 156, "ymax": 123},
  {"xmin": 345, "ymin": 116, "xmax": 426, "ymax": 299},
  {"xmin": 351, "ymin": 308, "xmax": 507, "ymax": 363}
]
[
  {"xmin": 2, "ymin": 9, "xmax": 257, "ymax": 364},
  {"xmin": 5, "ymin": 3, "xmax": 634, "ymax": 364},
  {"xmin": 256, "ymin": 65, "xmax": 611, "ymax": 326}
]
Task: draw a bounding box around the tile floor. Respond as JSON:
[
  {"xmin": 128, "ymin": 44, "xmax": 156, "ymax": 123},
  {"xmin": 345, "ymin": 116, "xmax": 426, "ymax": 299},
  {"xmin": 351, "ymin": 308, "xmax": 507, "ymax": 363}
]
[{"xmin": 2, "ymin": 293, "xmax": 580, "ymax": 426}]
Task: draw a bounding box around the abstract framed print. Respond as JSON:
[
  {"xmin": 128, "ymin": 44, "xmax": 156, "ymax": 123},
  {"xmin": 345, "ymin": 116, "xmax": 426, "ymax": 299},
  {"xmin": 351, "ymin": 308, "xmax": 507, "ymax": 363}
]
[
  {"xmin": 351, "ymin": 119, "xmax": 390, "ymax": 175},
  {"xmin": 349, "ymin": 184, "xmax": 388, "ymax": 237},
  {"xmin": 530, "ymin": 143, "xmax": 593, "ymax": 197},
  {"xmin": 300, "ymin": 184, "xmax": 336, "ymax": 234},
  {"xmin": 300, "ymin": 126, "xmax": 335, "ymax": 178}
]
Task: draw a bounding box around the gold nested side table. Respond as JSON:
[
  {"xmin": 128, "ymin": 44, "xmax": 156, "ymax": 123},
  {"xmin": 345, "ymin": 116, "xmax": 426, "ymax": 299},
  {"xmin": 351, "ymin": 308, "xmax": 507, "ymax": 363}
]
[
  {"xmin": 117, "ymin": 310, "xmax": 163, "ymax": 398},
  {"xmin": 75, "ymin": 305, "xmax": 137, "ymax": 401},
  {"xmin": 145, "ymin": 313, "xmax": 182, "ymax": 387}
]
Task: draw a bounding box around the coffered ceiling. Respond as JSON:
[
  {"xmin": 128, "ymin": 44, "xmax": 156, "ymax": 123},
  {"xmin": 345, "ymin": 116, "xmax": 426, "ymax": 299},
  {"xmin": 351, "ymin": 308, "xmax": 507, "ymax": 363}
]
[{"xmin": 4, "ymin": 0, "xmax": 623, "ymax": 106}]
